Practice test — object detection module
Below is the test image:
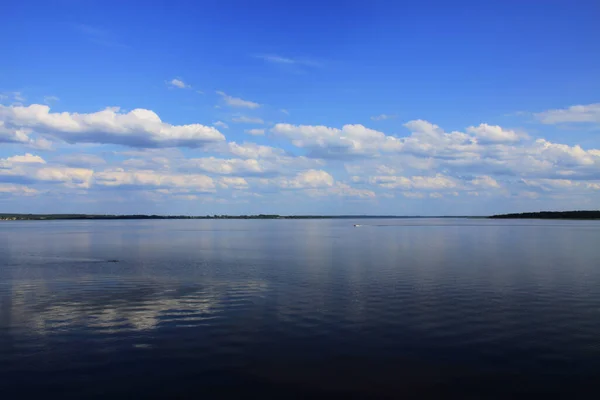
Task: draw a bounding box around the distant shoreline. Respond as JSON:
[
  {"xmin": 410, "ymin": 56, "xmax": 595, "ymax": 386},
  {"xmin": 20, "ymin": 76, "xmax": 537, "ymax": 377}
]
[
  {"xmin": 0, "ymin": 214, "xmax": 475, "ymax": 221},
  {"xmin": 1, "ymin": 211, "xmax": 599, "ymax": 221}
]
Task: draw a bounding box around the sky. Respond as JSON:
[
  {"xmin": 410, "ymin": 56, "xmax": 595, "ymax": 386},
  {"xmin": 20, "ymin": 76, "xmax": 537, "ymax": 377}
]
[{"xmin": 1, "ymin": 0, "xmax": 600, "ymax": 216}]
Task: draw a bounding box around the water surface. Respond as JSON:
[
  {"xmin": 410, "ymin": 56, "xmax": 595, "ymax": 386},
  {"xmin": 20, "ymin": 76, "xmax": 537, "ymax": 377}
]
[{"xmin": 1, "ymin": 219, "xmax": 600, "ymax": 398}]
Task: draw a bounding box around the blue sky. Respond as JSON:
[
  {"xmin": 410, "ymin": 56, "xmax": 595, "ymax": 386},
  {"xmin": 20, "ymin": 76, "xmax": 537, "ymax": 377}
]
[{"xmin": 1, "ymin": 0, "xmax": 600, "ymax": 215}]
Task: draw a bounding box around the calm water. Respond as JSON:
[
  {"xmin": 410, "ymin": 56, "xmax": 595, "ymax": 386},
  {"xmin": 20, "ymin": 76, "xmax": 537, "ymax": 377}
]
[{"xmin": 1, "ymin": 219, "xmax": 600, "ymax": 398}]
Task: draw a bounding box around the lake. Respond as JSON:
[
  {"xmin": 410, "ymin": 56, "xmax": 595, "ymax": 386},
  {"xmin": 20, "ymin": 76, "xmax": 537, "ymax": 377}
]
[{"xmin": 1, "ymin": 219, "xmax": 600, "ymax": 398}]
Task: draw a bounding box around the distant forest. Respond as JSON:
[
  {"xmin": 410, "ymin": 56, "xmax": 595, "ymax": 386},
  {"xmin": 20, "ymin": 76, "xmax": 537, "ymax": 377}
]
[{"xmin": 489, "ymin": 211, "xmax": 600, "ymax": 220}]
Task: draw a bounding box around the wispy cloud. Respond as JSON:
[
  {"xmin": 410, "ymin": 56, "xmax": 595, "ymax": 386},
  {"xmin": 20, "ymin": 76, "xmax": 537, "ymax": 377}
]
[
  {"xmin": 213, "ymin": 121, "xmax": 229, "ymax": 129},
  {"xmin": 43, "ymin": 96, "xmax": 60, "ymax": 105},
  {"xmin": 232, "ymin": 116, "xmax": 264, "ymax": 124},
  {"xmin": 0, "ymin": 92, "xmax": 26, "ymax": 103},
  {"xmin": 216, "ymin": 91, "xmax": 260, "ymax": 109},
  {"xmin": 245, "ymin": 128, "xmax": 265, "ymax": 136},
  {"xmin": 75, "ymin": 24, "xmax": 128, "ymax": 49},
  {"xmin": 254, "ymin": 54, "xmax": 322, "ymax": 68},
  {"xmin": 535, "ymin": 103, "xmax": 600, "ymax": 124},
  {"xmin": 371, "ymin": 114, "xmax": 397, "ymax": 121},
  {"xmin": 167, "ymin": 78, "xmax": 190, "ymax": 89},
  {"xmin": 280, "ymin": 109, "xmax": 290, "ymax": 115}
]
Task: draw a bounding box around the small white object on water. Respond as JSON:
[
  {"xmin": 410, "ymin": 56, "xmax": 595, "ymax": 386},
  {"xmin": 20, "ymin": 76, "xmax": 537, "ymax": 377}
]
[{"xmin": 354, "ymin": 224, "xmax": 361, "ymax": 227}]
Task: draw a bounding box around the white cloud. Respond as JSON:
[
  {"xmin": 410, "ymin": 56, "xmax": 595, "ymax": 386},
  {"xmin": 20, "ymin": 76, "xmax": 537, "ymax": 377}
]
[
  {"xmin": 2, "ymin": 153, "xmax": 46, "ymax": 165},
  {"xmin": 271, "ymin": 123, "xmax": 402, "ymax": 157},
  {"xmin": 466, "ymin": 123, "xmax": 522, "ymax": 143},
  {"xmin": 167, "ymin": 78, "xmax": 190, "ymax": 89},
  {"xmin": 232, "ymin": 116, "xmax": 264, "ymax": 124},
  {"xmin": 3, "ymin": 104, "xmax": 600, "ymax": 208},
  {"xmin": 213, "ymin": 121, "xmax": 229, "ymax": 129},
  {"xmin": 35, "ymin": 167, "xmax": 94, "ymax": 188},
  {"xmin": 219, "ymin": 177, "xmax": 249, "ymax": 190},
  {"xmin": 0, "ymin": 104, "xmax": 225, "ymax": 148},
  {"xmin": 0, "ymin": 183, "xmax": 38, "ymax": 195},
  {"xmin": 227, "ymin": 142, "xmax": 285, "ymax": 159},
  {"xmin": 245, "ymin": 128, "xmax": 265, "ymax": 136},
  {"xmin": 371, "ymin": 114, "xmax": 396, "ymax": 121},
  {"xmin": 0, "ymin": 121, "xmax": 31, "ymax": 144},
  {"xmin": 94, "ymin": 169, "xmax": 215, "ymax": 192},
  {"xmin": 29, "ymin": 136, "xmax": 54, "ymax": 150},
  {"xmin": 216, "ymin": 91, "xmax": 260, "ymax": 109},
  {"xmin": 280, "ymin": 109, "xmax": 290, "ymax": 115},
  {"xmin": 186, "ymin": 157, "xmax": 266, "ymax": 175},
  {"xmin": 535, "ymin": 103, "xmax": 600, "ymax": 124},
  {"xmin": 522, "ymin": 178, "xmax": 600, "ymax": 192},
  {"xmin": 315, "ymin": 183, "xmax": 376, "ymax": 199},
  {"xmin": 0, "ymin": 155, "xmax": 94, "ymax": 188},
  {"xmin": 278, "ymin": 169, "xmax": 334, "ymax": 189},
  {"xmin": 369, "ymin": 174, "xmax": 458, "ymax": 190},
  {"xmin": 273, "ymin": 119, "xmax": 600, "ymax": 182}
]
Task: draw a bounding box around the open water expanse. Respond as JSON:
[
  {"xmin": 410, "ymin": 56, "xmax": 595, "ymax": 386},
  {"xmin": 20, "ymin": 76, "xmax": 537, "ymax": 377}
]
[{"xmin": 1, "ymin": 218, "xmax": 600, "ymax": 398}]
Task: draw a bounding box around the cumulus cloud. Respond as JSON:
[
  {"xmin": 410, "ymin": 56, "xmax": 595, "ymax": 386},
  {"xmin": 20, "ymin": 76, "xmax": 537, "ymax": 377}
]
[
  {"xmin": 271, "ymin": 123, "xmax": 402, "ymax": 158},
  {"xmin": 245, "ymin": 128, "xmax": 265, "ymax": 136},
  {"xmin": 216, "ymin": 91, "xmax": 260, "ymax": 109},
  {"xmin": 224, "ymin": 142, "xmax": 322, "ymax": 174},
  {"xmin": 466, "ymin": 123, "xmax": 522, "ymax": 143},
  {"xmin": 232, "ymin": 116, "xmax": 264, "ymax": 124},
  {"xmin": 3, "ymin": 102, "xmax": 600, "ymax": 209},
  {"xmin": 2, "ymin": 153, "xmax": 46, "ymax": 165},
  {"xmin": 0, "ymin": 154, "xmax": 94, "ymax": 188},
  {"xmin": 535, "ymin": 103, "xmax": 600, "ymax": 124},
  {"xmin": 274, "ymin": 119, "xmax": 600, "ymax": 182},
  {"xmin": 0, "ymin": 104, "xmax": 225, "ymax": 148}
]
